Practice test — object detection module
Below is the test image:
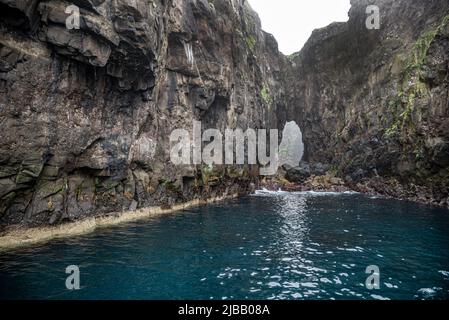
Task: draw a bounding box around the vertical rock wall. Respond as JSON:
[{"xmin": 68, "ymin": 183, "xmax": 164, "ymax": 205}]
[
  {"xmin": 281, "ymin": 0, "xmax": 449, "ymax": 205},
  {"xmin": 0, "ymin": 0, "xmax": 285, "ymax": 227}
]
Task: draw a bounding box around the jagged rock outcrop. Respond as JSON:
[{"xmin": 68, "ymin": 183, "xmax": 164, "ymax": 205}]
[
  {"xmin": 0, "ymin": 0, "xmax": 284, "ymax": 227},
  {"xmin": 281, "ymin": 0, "xmax": 449, "ymax": 206}
]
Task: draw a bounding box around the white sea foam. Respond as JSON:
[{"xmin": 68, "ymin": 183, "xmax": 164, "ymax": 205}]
[
  {"xmin": 384, "ymin": 283, "xmax": 399, "ymax": 289},
  {"xmin": 267, "ymin": 282, "xmax": 282, "ymax": 288},
  {"xmin": 417, "ymin": 287, "xmax": 442, "ymax": 298},
  {"xmin": 333, "ymin": 277, "xmax": 342, "ymax": 285},
  {"xmin": 301, "ymin": 282, "xmax": 318, "ymax": 288},
  {"xmin": 283, "ymin": 282, "xmax": 300, "ymax": 288},
  {"xmin": 320, "ymin": 277, "xmax": 333, "ymax": 284},
  {"xmin": 371, "ymin": 294, "xmax": 391, "ymax": 300},
  {"xmin": 253, "ymin": 188, "xmax": 289, "ymax": 196},
  {"xmin": 253, "ymin": 189, "xmax": 360, "ymax": 197},
  {"xmin": 438, "ymin": 270, "xmax": 449, "ymax": 277},
  {"xmin": 297, "ymin": 190, "xmax": 360, "ymax": 196}
]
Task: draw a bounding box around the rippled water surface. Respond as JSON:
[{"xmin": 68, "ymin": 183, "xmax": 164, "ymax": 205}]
[{"xmin": 1, "ymin": 191, "xmax": 449, "ymax": 300}]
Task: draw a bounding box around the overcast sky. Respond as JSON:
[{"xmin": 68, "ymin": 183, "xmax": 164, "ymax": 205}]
[{"xmin": 248, "ymin": 0, "xmax": 351, "ymax": 55}]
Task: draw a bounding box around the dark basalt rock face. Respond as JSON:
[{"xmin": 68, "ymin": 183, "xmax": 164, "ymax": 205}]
[
  {"xmin": 280, "ymin": 0, "xmax": 449, "ymax": 207},
  {"xmin": 0, "ymin": 0, "xmax": 448, "ymax": 228},
  {"xmin": 0, "ymin": 0, "xmax": 284, "ymax": 227}
]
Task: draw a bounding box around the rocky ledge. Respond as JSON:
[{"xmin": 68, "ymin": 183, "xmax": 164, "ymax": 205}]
[{"xmin": 267, "ymin": 162, "xmax": 449, "ymax": 207}]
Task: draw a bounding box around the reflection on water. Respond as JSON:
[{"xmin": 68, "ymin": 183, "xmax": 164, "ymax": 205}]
[{"xmin": 1, "ymin": 191, "xmax": 449, "ymax": 300}]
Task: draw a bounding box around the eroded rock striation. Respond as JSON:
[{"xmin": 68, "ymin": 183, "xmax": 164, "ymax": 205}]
[
  {"xmin": 0, "ymin": 0, "xmax": 448, "ymax": 229},
  {"xmin": 281, "ymin": 0, "xmax": 449, "ymax": 206},
  {"xmin": 0, "ymin": 0, "xmax": 284, "ymax": 227}
]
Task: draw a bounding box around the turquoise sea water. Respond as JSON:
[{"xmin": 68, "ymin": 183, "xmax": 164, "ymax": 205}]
[{"xmin": 1, "ymin": 190, "xmax": 448, "ymax": 300}]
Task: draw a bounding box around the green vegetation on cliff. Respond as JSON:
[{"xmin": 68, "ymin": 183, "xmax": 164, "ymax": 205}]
[{"xmin": 386, "ymin": 14, "xmax": 449, "ymax": 138}]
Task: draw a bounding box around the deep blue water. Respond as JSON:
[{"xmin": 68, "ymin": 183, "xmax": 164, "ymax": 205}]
[{"xmin": 1, "ymin": 191, "xmax": 449, "ymax": 300}]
